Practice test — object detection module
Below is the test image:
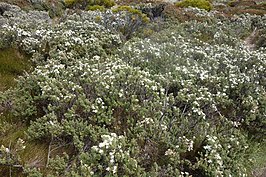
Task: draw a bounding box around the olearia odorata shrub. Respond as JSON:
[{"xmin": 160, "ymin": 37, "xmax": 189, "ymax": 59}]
[{"xmin": 0, "ymin": 3, "xmax": 265, "ymax": 177}]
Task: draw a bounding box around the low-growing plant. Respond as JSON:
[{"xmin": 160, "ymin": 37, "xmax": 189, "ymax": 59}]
[
  {"xmin": 87, "ymin": 0, "xmax": 115, "ymax": 8},
  {"xmin": 176, "ymin": 0, "xmax": 213, "ymax": 11},
  {"xmin": 87, "ymin": 5, "xmax": 105, "ymax": 11},
  {"xmin": 64, "ymin": 0, "xmax": 115, "ymax": 9},
  {"xmin": 227, "ymin": 0, "xmax": 237, "ymax": 7},
  {"xmin": 112, "ymin": 5, "xmax": 150, "ymax": 39},
  {"xmin": 112, "ymin": 5, "xmax": 149, "ymax": 22},
  {"xmin": 64, "ymin": 0, "xmax": 78, "ymax": 7},
  {"xmin": 0, "ymin": 48, "xmax": 31, "ymax": 91},
  {"xmin": 0, "ymin": 2, "xmax": 265, "ymax": 177}
]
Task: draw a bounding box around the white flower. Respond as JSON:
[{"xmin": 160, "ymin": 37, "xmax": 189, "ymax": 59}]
[
  {"xmin": 5, "ymin": 148, "xmax": 10, "ymax": 153},
  {"xmin": 93, "ymin": 55, "xmax": 100, "ymax": 61},
  {"xmin": 49, "ymin": 121, "xmax": 55, "ymax": 126},
  {"xmin": 151, "ymin": 85, "xmax": 157, "ymax": 91},
  {"xmin": 165, "ymin": 149, "xmax": 175, "ymax": 156},
  {"xmin": 91, "ymin": 146, "xmax": 99, "ymax": 151},
  {"xmin": 187, "ymin": 141, "xmax": 193, "ymax": 151},
  {"xmin": 113, "ymin": 165, "xmax": 117, "ymax": 174},
  {"xmin": 99, "ymin": 142, "xmax": 105, "ymax": 148},
  {"xmin": 207, "ymin": 159, "xmax": 212, "ymax": 163},
  {"xmin": 203, "ymin": 145, "xmax": 212, "ymax": 151}
]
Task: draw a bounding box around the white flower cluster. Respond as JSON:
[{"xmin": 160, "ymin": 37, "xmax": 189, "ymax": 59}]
[
  {"xmin": 179, "ymin": 136, "xmax": 194, "ymax": 152},
  {"xmin": 93, "ymin": 133, "xmax": 124, "ymax": 151},
  {"xmin": 165, "ymin": 148, "xmax": 176, "ymax": 156},
  {"xmin": 137, "ymin": 117, "xmax": 154, "ymax": 127},
  {"xmin": 184, "ymin": 7, "xmax": 217, "ymax": 17},
  {"xmin": 120, "ymin": 17, "xmax": 266, "ymax": 126},
  {"xmin": 0, "ymin": 3, "xmax": 264, "ymax": 176},
  {"xmin": 1, "ymin": 5, "xmax": 144, "ymax": 52},
  {"xmin": 91, "ymin": 133, "xmax": 125, "ymax": 174},
  {"xmin": 180, "ymin": 171, "xmax": 191, "ymax": 177},
  {"xmin": 203, "ymin": 135, "xmax": 225, "ymax": 175}
]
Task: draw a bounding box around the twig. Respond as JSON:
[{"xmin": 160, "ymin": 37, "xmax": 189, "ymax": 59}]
[
  {"xmin": 50, "ymin": 142, "xmax": 71, "ymax": 153},
  {"xmin": 0, "ymin": 163, "xmax": 23, "ymax": 168},
  {"xmin": 46, "ymin": 136, "xmax": 53, "ymax": 167},
  {"xmin": 9, "ymin": 141, "xmax": 12, "ymax": 177}
]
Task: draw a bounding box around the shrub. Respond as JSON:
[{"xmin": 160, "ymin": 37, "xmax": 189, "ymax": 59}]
[
  {"xmin": 87, "ymin": 0, "xmax": 115, "ymax": 8},
  {"xmin": 65, "ymin": 0, "xmax": 115, "ymax": 9},
  {"xmin": 176, "ymin": 0, "xmax": 213, "ymax": 11},
  {"xmin": 228, "ymin": 0, "xmax": 237, "ymax": 7},
  {"xmin": 112, "ymin": 5, "xmax": 149, "ymax": 22},
  {"xmin": 112, "ymin": 6, "xmax": 150, "ymax": 39},
  {"xmin": 1, "ymin": 2, "xmax": 266, "ymax": 177},
  {"xmin": 64, "ymin": 0, "xmax": 78, "ymax": 7},
  {"xmin": 87, "ymin": 5, "xmax": 105, "ymax": 11}
]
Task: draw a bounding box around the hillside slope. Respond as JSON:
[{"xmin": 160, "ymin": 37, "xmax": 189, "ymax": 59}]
[{"xmin": 0, "ymin": 0, "xmax": 265, "ymax": 176}]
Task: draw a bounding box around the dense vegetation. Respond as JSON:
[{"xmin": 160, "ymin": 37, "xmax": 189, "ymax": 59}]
[
  {"xmin": 0, "ymin": 0, "xmax": 265, "ymax": 176},
  {"xmin": 175, "ymin": 0, "xmax": 213, "ymax": 11}
]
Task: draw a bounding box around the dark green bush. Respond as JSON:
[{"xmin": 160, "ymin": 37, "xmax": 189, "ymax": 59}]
[{"xmin": 175, "ymin": 0, "xmax": 213, "ymax": 11}]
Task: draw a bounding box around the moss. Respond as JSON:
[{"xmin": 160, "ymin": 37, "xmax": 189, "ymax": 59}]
[
  {"xmin": 0, "ymin": 113, "xmax": 47, "ymax": 174},
  {"xmin": 0, "ymin": 124, "xmax": 48, "ymax": 176},
  {"xmin": 175, "ymin": 0, "xmax": 213, "ymax": 11},
  {"xmin": 0, "ymin": 48, "xmax": 31, "ymax": 91}
]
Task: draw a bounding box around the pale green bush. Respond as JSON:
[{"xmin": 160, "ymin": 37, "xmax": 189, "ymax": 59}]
[{"xmin": 0, "ymin": 3, "xmax": 265, "ymax": 177}]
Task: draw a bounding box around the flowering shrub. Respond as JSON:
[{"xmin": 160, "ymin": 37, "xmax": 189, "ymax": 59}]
[
  {"xmin": 0, "ymin": 138, "xmax": 25, "ymax": 168},
  {"xmin": 0, "ymin": 2, "xmax": 265, "ymax": 177}
]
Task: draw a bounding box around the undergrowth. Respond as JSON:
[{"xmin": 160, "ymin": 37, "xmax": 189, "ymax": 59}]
[{"xmin": 0, "ymin": 1, "xmax": 265, "ymax": 177}]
